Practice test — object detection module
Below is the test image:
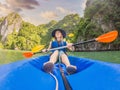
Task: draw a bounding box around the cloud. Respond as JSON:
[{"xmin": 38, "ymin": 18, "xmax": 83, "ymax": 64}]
[
  {"xmin": 6, "ymin": 0, "xmax": 40, "ymax": 10},
  {"xmin": 40, "ymin": 11, "xmax": 58, "ymax": 19},
  {"xmin": 0, "ymin": 2, "xmax": 13, "ymax": 15},
  {"xmin": 0, "ymin": 0, "xmax": 40, "ymax": 16},
  {"xmin": 81, "ymin": 0, "xmax": 87, "ymax": 10},
  {"xmin": 23, "ymin": 16, "xmax": 43, "ymax": 26},
  {"xmin": 39, "ymin": 7, "xmax": 77, "ymax": 21},
  {"xmin": 56, "ymin": 6, "xmax": 76, "ymax": 14},
  {"xmin": 0, "ymin": 2, "xmax": 23, "ymax": 17},
  {"xmin": 56, "ymin": 7, "xmax": 66, "ymax": 13}
]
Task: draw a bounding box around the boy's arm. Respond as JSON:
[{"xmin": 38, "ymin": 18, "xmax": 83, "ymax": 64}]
[
  {"xmin": 42, "ymin": 42, "xmax": 52, "ymax": 52},
  {"xmin": 47, "ymin": 41, "xmax": 52, "ymax": 51}
]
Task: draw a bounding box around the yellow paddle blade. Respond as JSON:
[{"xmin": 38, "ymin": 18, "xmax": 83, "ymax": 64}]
[
  {"xmin": 32, "ymin": 45, "xmax": 45, "ymax": 53},
  {"xmin": 95, "ymin": 30, "xmax": 118, "ymax": 43}
]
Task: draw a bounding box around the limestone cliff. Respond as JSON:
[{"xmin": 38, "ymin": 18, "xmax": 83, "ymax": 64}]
[{"xmin": 0, "ymin": 12, "xmax": 22, "ymax": 42}]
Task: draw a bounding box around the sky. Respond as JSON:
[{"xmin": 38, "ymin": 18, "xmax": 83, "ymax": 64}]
[{"xmin": 0, "ymin": 0, "xmax": 87, "ymax": 25}]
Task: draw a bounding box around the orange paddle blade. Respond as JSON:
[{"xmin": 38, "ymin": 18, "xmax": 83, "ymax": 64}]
[
  {"xmin": 95, "ymin": 30, "xmax": 118, "ymax": 43},
  {"xmin": 23, "ymin": 52, "xmax": 34, "ymax": 58}
]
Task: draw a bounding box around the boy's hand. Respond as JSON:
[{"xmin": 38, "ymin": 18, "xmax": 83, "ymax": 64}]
[
  {"xmin": 42, "ymin": 49, "xmax": 47, "ymax": 53},
  {"xmin": 67, "ymin": 43, "xmax": 73, "ymax": 48},
  {"xmin": 67, "ymin": 43, "xmax": 75, "ymax": 51}
]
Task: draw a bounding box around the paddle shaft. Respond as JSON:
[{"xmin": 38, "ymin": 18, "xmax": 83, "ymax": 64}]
[
  {"xmin": 59, "ymin": 66, "xmax": 72, "ymax": 90},
  {"xmin": 73, "ymin": 39, "xmax": 95, "ymax": 46},
  {"xmin": 58, "ymin": 52, "xmax": 72, "ymax": 90},
  {"xmin": 46, "ymin": 39, "xmax": 96, "ymax": 52},
  {"xmin": 32, "ymin": 39, "xmax": 96, "ymax": 55}
]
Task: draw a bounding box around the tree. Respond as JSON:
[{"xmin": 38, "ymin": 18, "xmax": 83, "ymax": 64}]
[{"xmin": 0, "ymin": 42, "xmax": 3, "ymax": 49}]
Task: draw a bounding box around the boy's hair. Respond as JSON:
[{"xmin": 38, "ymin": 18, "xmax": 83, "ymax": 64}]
[{"xmin": 52, "ymin": 29, "xmax": 66, "ymax": 38}]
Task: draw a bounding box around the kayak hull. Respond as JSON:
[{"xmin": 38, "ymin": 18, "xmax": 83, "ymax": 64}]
[{"xmin": 0, "ymin": 55, "xmax": 120, "ymax": 90}]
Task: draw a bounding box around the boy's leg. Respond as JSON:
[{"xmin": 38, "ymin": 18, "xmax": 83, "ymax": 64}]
[
  {"xmin": 60, "ymin": 53, "xmax": 70, "ymax": 67},
  {"xmin": 49, "ymin": 50, "xmax": 59, "ymax": 63},
  {"xmin": 43, "ymin": 50, "xmax": 59, "ymax": 73},
  {"xmin": 60, "ymin": 52, "xmax": 77, "ymax": 74}
]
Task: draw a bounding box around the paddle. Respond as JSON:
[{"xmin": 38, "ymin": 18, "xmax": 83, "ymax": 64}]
[
  {"xmin": 59, "ymin": 64, "xmax": 72, "ymax": 90},
  {"xmin": 23, "ymin": 30, "xmax": 118, "ymax": 58},
  {"xmin": 23, "ymin": 45, "xmax": 45, "ymax": 58}
]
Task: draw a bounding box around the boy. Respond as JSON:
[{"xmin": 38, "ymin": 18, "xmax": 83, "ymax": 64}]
[{"xmin": 43, "ymin": 29, "xmax": 77, "ymax": 74}]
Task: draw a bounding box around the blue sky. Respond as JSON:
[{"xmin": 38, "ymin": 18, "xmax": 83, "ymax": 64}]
[{"xmin": 0, "ymin": 0, "xmax": 87, "ymax": 25}]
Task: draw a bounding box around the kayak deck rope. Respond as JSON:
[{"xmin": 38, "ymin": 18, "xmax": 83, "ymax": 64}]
[{"xmin": 49, "ymin": 72, "xmax": 58, "ymax": 90}]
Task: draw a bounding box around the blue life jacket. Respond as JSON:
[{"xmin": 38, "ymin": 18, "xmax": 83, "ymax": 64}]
[{"xmin": 51, "ymin": 40, "xmax": 67, "ymax": 52}]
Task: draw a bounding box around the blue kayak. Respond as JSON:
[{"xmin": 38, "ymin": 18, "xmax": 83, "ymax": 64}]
[{"xmin": 0, "ymin": 55, "xmax": 120, "ymax": 90}]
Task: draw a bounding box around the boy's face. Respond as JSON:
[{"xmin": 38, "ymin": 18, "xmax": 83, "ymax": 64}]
[{"xmin": 55, "ymin": 31, "xmax": 63, "ymax": 41}]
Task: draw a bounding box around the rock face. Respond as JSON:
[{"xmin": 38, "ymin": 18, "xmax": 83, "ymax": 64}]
[
  {"xmin": 75, "ymin": 0, "xmax": 120, "ymax": 51},
  {"xmin": 0, "ymin": 12, "xmax": 22, "ymax": 42},
  {"xmin": 86, "ymin": 0, "xmax": 105, "ymax": 7}
]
